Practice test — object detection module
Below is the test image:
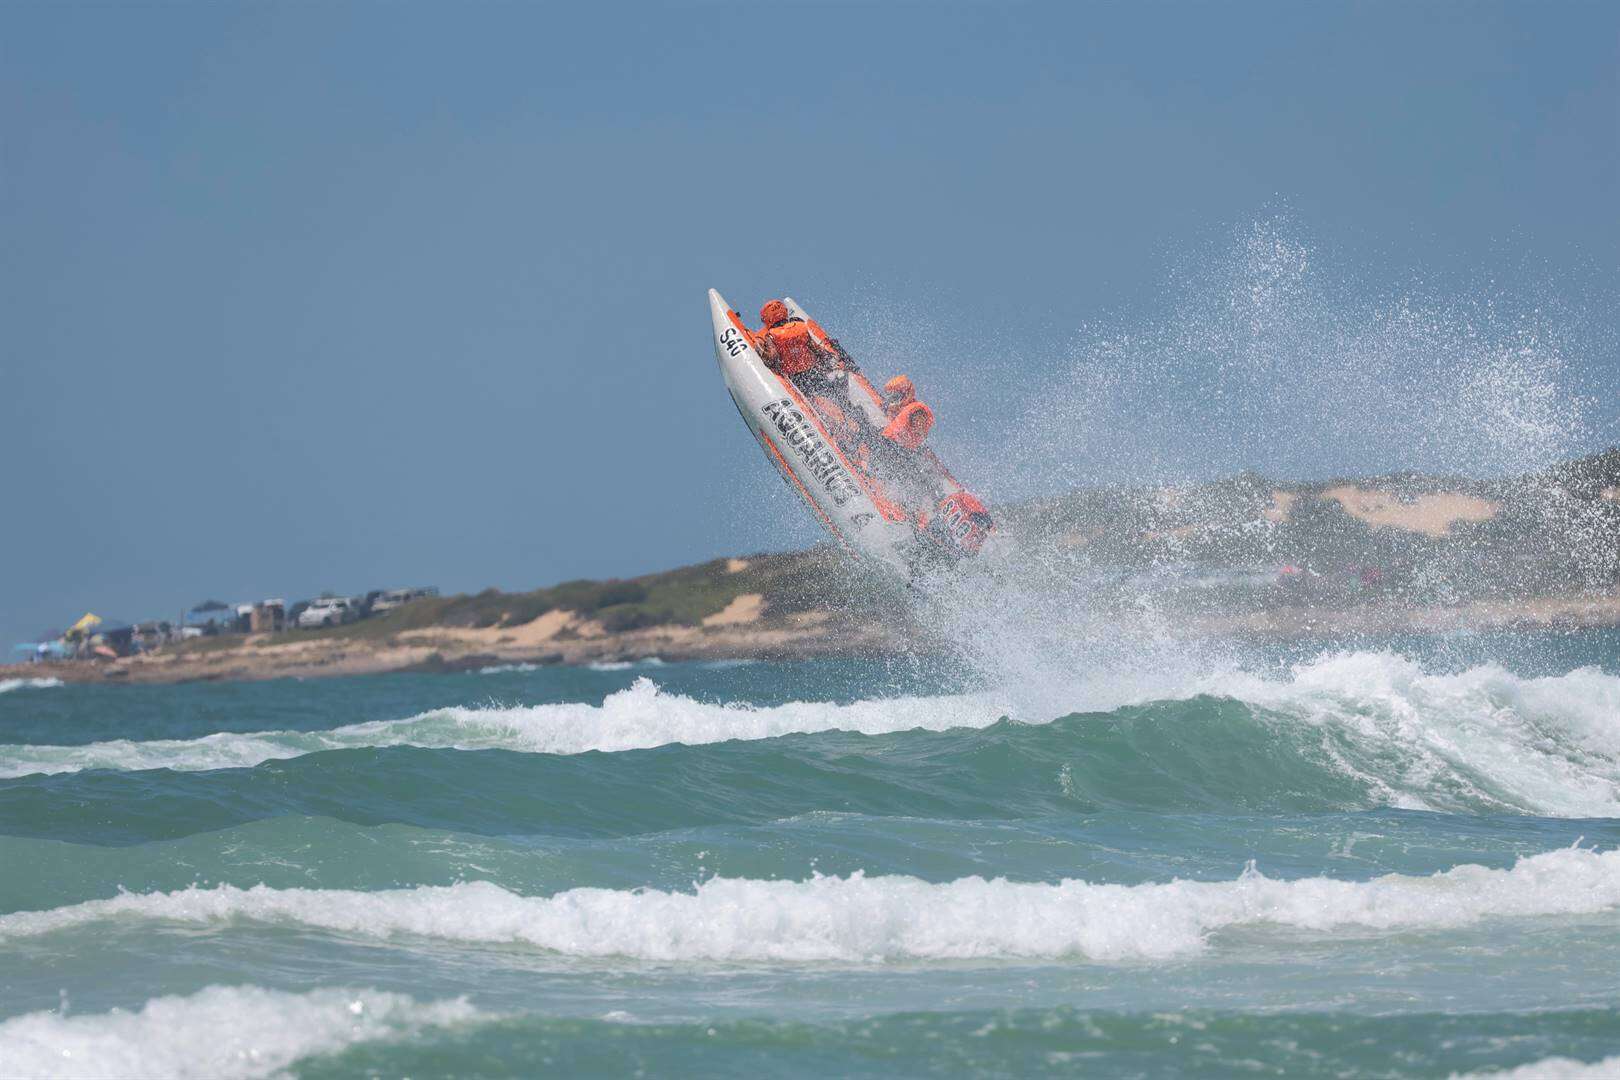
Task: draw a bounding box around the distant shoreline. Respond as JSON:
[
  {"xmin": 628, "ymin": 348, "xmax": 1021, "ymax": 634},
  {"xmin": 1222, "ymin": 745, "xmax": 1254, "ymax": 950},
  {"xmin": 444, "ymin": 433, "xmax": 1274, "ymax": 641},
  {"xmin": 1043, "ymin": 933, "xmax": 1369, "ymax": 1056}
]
[
  {"xmin": 8, "ymin": 588, "xmax": 1617, "ymax": 688},
  {"xmin": 13, "ymin": 451, "xmax": 1618, "ymax": 688}
]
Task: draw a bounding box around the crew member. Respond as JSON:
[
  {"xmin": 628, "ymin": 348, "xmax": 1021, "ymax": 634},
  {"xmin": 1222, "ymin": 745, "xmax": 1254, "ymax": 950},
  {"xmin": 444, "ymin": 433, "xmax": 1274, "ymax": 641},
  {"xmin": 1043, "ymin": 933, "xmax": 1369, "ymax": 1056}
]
[
  {"xmin": 880, "ymin": 375, "xmax": 934, "ymax": 451},
  {"xmin": 755, "ymin": 299, "xmax": 842, "ymax": 393},
  {"xmin": 882, "ymin": 375, "xmax": 916, "ymax": 417}
]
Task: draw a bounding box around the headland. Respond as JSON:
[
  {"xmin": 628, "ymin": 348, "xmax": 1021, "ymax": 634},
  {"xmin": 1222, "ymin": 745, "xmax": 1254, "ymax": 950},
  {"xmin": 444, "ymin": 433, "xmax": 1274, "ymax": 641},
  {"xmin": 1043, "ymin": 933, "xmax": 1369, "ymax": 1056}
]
[{"xmin": 9, "ymin": 450, "xmax": 1618, "ymax": 686}]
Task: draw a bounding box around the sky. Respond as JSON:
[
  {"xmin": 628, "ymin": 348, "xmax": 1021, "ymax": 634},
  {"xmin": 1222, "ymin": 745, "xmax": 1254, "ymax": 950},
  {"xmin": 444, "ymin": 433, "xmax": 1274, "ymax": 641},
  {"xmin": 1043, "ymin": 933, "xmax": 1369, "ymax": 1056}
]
[{"xmin": 2, "ymin": 1, "xmax": 1617, "ymax": 644}]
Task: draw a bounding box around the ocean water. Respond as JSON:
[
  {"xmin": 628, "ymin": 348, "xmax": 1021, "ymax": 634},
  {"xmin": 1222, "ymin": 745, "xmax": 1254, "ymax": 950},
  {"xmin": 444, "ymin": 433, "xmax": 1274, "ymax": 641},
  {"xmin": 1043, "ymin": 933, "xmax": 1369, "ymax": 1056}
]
[{"xmin": 3, "ymin": 633, "xmax": 1620, "ymax": 1078}]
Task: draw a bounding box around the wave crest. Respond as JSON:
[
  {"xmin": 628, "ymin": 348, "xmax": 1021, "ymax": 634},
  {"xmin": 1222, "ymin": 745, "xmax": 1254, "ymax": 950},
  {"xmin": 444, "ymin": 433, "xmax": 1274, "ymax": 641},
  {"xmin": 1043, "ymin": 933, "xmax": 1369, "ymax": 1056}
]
[
  {"xmin": 6, "ymin": 847, "xmax": 1618, "ymax": 964},
  {"xmin": 1199, "ymin": 652, "xmax": 1620, "ymax": 816},
  {"xmin": 1459, "ymin": 1055, "xmax": 1620, "ymax": 1080},
  {"xmin": 0, "ymin": 678, "xmax": 1007, "ymax": 779}
]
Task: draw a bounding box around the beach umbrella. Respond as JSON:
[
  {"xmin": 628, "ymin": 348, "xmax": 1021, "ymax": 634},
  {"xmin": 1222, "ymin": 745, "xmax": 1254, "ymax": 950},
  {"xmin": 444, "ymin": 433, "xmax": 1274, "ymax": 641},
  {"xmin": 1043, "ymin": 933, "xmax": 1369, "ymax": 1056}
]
[{"xmin": 65, "ymin": 612, "xmax": 103, "ymax": 640}]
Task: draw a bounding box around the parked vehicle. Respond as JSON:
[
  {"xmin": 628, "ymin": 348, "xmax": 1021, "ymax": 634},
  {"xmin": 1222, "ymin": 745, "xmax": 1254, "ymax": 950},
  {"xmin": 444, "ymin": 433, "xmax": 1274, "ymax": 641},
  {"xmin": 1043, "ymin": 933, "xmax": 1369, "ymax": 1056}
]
[
  {"xmin": 296, "ymin": 596, "xmax": 359, "ymax": 629},
  {"xmin": 369, "ymin": 587, "xmax": 439, "ymax": 616}
]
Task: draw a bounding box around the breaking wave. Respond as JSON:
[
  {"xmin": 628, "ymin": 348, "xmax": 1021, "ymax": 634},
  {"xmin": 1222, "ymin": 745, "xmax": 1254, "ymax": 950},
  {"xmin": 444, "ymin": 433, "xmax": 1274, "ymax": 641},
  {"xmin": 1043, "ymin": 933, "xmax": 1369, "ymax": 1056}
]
[
  {"xmin": 1193, "ymin": 652, "xmax": 1620, "ymax": 817},
  {"xmin": 1, "ymin": 653, "xmax": 1617, "ymax": 819},
  {"xmin": 1461, "ymin": 1055, "xmax": 1620, "ymax": 1080},
  {"xmin": 479, "ymin": 658, "xmax": 677, "ymax": 675},
  {"xmin": 473, "ymin": 662, "xmax": 541, "ymax": 675},
  {"xmin": 0, "ymin": 678, "xmax": 62, "ymax": 695},
  {"xmin": 0, "ymin": 984, "xmax": 484, "ymax": 1080},
  {"xmin": 587, "ymin": 657, "xmax": 666, "ymax": 671},
  {"xmin": 0, "ymin": 678, "xmax": 1007, "ymax": 779},
  {"xmin": 5, "ymin": 846, "xmax": 1618, "ymax": 964}
]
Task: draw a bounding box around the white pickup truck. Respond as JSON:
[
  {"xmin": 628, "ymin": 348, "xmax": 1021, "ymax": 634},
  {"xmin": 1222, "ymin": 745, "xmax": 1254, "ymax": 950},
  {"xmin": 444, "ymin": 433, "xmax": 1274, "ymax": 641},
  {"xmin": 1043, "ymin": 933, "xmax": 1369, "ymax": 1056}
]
[{"xmin": 297, "ymin": 597, "xmax": 359, "ymax": 629}]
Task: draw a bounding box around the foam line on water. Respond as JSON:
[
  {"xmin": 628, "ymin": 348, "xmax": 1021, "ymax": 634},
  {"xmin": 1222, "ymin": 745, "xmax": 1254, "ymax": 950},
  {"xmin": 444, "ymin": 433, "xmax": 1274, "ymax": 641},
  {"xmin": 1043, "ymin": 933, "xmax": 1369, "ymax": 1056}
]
[
  {"xmin": 1457, "ymin": 1055, "xmax": 1620, "ymax": 1080},
  {"xmin": 0, "ymin": 678, "xmax": 62, "ymax": 695},
  {"xmin": 0, "ymin": 678, "xmax": 1008, "ymax": 778},
  {"xmin": 5, "ymin": 847, "xmax": 1618, "ymax": 964},
  {"xmin": 0, "ymin": 984, "xmax": 484, "ymax": 1080}
]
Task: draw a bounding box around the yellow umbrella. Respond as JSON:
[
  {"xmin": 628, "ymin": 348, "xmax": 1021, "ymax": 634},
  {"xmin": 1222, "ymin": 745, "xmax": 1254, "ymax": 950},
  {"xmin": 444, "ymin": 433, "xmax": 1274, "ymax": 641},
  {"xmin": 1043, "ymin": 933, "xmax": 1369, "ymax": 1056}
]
[{"xmin": 66, "ymin": 612, "xmax": 102, "ymax": 639}]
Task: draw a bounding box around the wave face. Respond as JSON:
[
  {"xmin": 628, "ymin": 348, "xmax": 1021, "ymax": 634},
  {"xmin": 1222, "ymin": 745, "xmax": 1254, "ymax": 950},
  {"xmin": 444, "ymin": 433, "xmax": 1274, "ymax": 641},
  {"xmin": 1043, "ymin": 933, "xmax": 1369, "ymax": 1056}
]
[
  {"xmin": 3, "ymin": 653, "xmax": 1617, "ymax": 822},
  {"xmin": 8, "ymin": 993, "xmax": 1618, "ymax": 1079},
  {"xmin": 304, "ymin": 1008, "xmax": 1620, "ymax": 1080},
  {"xmin": 1194, "ymin": 652, "xmax": 1620, "ymax": 817}
]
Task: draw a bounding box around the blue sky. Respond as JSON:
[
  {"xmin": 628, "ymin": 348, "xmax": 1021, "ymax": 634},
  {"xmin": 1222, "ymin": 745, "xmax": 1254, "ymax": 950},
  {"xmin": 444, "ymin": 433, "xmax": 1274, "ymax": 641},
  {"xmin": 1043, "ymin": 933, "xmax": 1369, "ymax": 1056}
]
[{"xmin": 2, "ymin": 1, "xmax": 1616, "ymax": 643}]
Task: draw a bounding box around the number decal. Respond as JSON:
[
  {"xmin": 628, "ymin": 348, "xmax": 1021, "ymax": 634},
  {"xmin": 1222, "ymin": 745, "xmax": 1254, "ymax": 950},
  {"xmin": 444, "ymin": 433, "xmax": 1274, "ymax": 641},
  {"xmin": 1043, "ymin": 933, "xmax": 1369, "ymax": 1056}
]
[{"xmin": 719, "ymin": 327, "xmax": 747, "ymax": 358}]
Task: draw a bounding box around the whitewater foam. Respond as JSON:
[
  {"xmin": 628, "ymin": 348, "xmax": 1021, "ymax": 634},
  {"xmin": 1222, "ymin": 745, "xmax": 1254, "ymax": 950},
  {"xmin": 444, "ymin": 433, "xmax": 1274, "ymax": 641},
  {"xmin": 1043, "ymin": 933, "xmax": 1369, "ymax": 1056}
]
[
  {"xmin": 5, "ymin": 847, "xmax": 1618, "ymax": 963},
  {"xmin": 0, "ymin": 678, "xmax": 62, "ymax": 695},
  {"xmin": 1458, "ymin": 1055, "xmax": 1620, "ymax": 1080},
  {"xmin": 1200, "ymin": 652, "xmax": 1620, "ymax": 817},
  {"xmin": 587, "ymin": 657, "xmax": 667, "ymax": 671},
  {"xmin": 0, "ymin": 984, "xmax": 484, "ymax": 1079},
  {"xmin": 0, "ymin": 677, "xmax": 1009, "ymax": 778},
  {"xmin": 481, "ymin": 658, "xmax": 734, "ymax": 675}
]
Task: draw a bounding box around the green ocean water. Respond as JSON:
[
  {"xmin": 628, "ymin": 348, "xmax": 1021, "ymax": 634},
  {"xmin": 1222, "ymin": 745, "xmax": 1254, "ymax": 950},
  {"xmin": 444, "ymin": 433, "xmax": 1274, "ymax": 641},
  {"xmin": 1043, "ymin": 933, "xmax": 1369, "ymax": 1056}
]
[{"xmin": 2, "ymin": 634, "xmax": 1619, "ymax": 1078}]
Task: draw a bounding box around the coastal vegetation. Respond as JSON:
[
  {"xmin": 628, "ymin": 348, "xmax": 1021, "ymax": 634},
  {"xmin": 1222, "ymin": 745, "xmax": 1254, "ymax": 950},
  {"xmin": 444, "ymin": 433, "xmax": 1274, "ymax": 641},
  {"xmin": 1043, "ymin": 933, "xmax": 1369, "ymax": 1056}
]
[
  {"xmin": 254, "ymin": 549, "xmax": 852, "ymax": 647},
  {"xmin": 8, "ymin": 450, "xmax": 1618, "ymax": 685}
]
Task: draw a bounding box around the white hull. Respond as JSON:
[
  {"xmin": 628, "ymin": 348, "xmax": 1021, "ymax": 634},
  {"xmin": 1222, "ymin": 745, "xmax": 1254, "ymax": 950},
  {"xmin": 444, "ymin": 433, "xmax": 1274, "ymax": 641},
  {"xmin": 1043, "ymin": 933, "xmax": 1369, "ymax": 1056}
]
[{"xmin": 708, "ymin": 288, "xmax": 921, "ymax": 574}]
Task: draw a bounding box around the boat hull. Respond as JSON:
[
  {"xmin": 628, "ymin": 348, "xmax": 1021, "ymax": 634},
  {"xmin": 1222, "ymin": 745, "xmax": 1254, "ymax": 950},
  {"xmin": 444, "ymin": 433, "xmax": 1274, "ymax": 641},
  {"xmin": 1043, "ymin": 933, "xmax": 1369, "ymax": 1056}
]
[{"xmin": 709, "ymin": 288, "xmax": 922, "ymax": 574}]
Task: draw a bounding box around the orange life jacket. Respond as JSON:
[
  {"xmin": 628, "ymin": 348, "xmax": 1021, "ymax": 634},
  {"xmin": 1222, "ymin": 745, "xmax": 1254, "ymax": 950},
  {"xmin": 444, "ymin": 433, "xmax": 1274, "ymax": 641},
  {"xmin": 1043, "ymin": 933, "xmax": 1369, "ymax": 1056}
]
[
  {"xmin": 881, "ymin": 400, "xmax": 934, "ymax": 450},
  {"xmin": 761, "ymin": 318, "xmax": 829, "ymax": 377}
]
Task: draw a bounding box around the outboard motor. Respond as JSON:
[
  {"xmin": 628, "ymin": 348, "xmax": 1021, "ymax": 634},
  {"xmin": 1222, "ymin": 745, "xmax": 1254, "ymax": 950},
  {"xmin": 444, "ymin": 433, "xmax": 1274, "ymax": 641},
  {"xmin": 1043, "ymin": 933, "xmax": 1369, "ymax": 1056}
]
[{"xmin": 928, "ymin": 491, "xmax": 994, "ymax": 556}]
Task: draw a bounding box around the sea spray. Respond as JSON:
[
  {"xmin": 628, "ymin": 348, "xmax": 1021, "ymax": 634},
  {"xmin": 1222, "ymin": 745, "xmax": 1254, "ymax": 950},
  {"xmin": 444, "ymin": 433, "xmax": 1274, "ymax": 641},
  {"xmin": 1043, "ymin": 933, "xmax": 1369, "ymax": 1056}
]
[
  {"xmin": 998, "ymin": 214, "xmax": 1601, "ymax": 492},
  {"xmin": 868, "ymin": 213, "xmax": 1616, "ymax": 715}
]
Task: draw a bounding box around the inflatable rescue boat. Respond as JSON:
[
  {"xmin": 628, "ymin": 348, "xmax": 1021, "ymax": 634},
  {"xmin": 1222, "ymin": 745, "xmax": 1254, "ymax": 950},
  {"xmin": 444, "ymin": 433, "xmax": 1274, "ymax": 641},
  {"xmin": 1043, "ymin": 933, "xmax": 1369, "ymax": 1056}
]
[{"xmin": 708, "ymin": 288, "xmax": 993, "ymax": 576}]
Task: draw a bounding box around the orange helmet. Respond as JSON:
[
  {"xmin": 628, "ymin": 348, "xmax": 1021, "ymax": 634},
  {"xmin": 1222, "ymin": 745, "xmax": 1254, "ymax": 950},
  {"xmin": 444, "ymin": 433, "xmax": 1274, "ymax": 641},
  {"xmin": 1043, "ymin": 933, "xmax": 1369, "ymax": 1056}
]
[
  {"xmin": 760, "ymin": 299, "xmax": 790, "ymax": 328},
  {"xmin": 883, "ymin": 374, "xmax": 915, "ymax": 405}
]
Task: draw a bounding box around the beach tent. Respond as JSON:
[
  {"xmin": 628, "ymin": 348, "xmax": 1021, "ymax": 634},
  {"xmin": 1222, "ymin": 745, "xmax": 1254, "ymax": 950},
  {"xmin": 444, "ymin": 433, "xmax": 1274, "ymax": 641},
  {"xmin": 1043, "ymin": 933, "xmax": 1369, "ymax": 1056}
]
[
  {"xmin": 186, "ymin": 600, "xmax": 234, "ymax": 629},
  {"xmin": 12, "ymin": 641, "xmax": 69, "ymax": 661}
]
